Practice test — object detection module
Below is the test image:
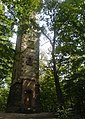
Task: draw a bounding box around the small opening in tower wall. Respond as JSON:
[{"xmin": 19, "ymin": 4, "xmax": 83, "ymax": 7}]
[{"xmin": 26, "ymin": 56, "xmax": 33, "ymax": 66}]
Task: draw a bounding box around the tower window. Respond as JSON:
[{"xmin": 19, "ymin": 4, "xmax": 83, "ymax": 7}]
[{"xmin": 26, "ymin": 56, "xmax": 33, "ymax": 66}]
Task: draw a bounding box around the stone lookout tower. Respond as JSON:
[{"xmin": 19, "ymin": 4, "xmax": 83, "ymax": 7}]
[{"xmin": 7, "ymin": 24, "xmax": 40, "ymax": 113}]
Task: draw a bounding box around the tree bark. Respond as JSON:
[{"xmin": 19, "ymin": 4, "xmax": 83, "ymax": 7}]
[{"xmin": 51, "ymin": 26, "xmax": 64, "ymax": 107}]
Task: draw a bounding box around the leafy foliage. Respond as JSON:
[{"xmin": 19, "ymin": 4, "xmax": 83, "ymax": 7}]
[
  {"xmin": 0, "ymin": 86, "xmax": 10, "ymax": 111},
  {"xmin": 40, "ymin": 69, "xmax": 58, "ymax": 112},
  {"xmin": 39, "ymin": 0, "xmax": 85, "ymax": 117},
  {"xmin": 55, "ymin": 0, "xmax": 85, "ymax": 115},
  {"xmin": 0, "ymin": 1, "xmax": 14, "ymax": 85},
  {"xmin": 0, "ymin": 1, "xmax": 15, "ymax": 111}
]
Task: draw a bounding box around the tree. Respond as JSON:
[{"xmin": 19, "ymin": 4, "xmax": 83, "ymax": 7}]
[
  {"xmin": 40, "ymin": 68, "xmax": 58, "ymax": 112},
  {"xmin": 0, "ymin": 1, "xmax": 14, "ymax": 85},
  {"xmin": 38, "ymin": 0, "xmax": 85, "ymax": 116},
  {"xmin": 55, "ymin": 0, "xmax": 85, "ymax": 115},
  {"xmin": 39, "ymin": 50, "xmax": 57, "ymax": 112},
  {"xmin": 39, "ymin": 0, "xmax": 64, "ymax": 108},
  {"xmin": 40, "ymin": 0, "xmax": 85, "ymax": 115},
  {"xmin": 0, "ymin": 1, "xmax": 15, "ymax": 111}
]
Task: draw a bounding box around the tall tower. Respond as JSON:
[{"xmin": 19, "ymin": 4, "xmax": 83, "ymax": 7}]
[{"xmin": 7, "ymin": 24, "xmax": 40, "ymax": 113}]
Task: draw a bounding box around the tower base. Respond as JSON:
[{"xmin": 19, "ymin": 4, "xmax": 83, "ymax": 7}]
[{"xmin": 6, "ymin": 80, "xmax": 41, "ymax": 113}]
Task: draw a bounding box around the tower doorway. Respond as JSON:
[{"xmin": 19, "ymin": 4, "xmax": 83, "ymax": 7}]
[{"xmin": 24, "ymin": 89, "xmax": 33, "ymax": 111}]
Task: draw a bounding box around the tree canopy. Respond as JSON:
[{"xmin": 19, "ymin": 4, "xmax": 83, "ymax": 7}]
[{"xmin": 39, "ymin": 0, "xmax": 85, "ymax": 117}]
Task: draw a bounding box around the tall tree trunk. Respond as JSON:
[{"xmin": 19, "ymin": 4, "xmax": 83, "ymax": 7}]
[
  {"xmin": 51, "ymin": 26, "xmax": 64, "ymax": 108},
  {"xmin": 52, "ymin": 51, "xmax": 64, "ymax": 107}
]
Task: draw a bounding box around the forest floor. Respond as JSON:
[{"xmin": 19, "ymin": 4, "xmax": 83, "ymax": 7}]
[{"xmin": 0, "ymin": 112, "xmax": 58, "ymax": 119}]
